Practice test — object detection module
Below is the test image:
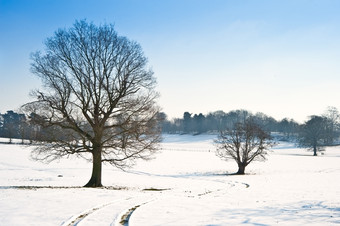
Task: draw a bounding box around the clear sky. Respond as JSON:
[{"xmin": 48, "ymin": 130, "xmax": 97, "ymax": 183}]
[{"xmin": 1, "ymin": 0, "xmax": 340, "ymax": 122}]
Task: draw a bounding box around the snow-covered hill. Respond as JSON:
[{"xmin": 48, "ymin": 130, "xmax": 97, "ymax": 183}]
[{"xmin": 0, "ymin": 134, "xmax": 339, "ymax": 225}]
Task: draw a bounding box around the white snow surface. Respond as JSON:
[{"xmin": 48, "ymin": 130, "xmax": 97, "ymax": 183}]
[{"xmin": 0, "ymin": 134, "xmax": 339, "ymax": 225}]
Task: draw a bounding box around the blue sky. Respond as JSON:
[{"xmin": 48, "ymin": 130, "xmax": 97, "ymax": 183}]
[{"xmin": 1, "ymin": 0, "xmax": 340, "ymax": 122}]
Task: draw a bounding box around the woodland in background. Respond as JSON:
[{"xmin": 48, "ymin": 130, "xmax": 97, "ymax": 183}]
[
  {"xmin": 1, "ymin": 107, "xmax": 339, "ymax": 146},
  {"xmin": 161, "ymin": 107, "xmax": 340, "ymax": 144},
  {"xmin": 161, "ymin": 110, "xmax": 298, "ymax": 137}
]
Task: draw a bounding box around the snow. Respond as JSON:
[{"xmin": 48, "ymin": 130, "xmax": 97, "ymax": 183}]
[{"xmin": 0, "ymin": 134, "xmax": 340, "ymax": 225}]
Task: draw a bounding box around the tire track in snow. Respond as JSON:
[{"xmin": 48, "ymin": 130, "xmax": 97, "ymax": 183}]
[
  {"xmin": 60, "ymin": 196, "xmax": 155, "ymax": 226},
  {"xmin": 60, "ymin": 197, "xmax": 133, "ymax": 226},
  {"xmin": 115, "ymin": 200, "xmax": 154, "ymax": 226}
]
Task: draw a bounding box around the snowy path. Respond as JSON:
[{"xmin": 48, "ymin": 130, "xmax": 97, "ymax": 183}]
[
  {"xmin": 60, "ymin": 196, "xmax": 156, "ymax": 226},
  {"xmin": 60, "ymin": 197, "xmax": 131, "ymax": 226}
]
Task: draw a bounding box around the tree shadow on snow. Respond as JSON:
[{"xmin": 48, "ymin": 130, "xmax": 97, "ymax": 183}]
[{"xmin": 126, "ymin": 170, "xmax": 250, "ymax": 179}]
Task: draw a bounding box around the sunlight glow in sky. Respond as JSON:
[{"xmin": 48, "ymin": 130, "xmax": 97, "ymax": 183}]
[{"xmin": 1, "ymin": 0, "xmax": 340, "ymax": 122}]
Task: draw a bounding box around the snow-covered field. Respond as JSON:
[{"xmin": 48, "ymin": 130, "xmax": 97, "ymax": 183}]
[{"xmin": 0, "ymin": 135, "xmax": 339, "ymax": 225}]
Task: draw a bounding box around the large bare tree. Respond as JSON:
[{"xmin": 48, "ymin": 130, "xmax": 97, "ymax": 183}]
[
  {"xmin": 215, "ymin": 120, "xmax": 274, "ymax": 174},
  {"xmin": 24, "ymin": 20, "xmax": 161, "ymax": 187}
]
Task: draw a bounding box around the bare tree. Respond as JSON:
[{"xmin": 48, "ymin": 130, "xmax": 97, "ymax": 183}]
[
  {"xmin": 323, "ymin": 106, "xmax": 340, "ymax": 144},
  {"xmin": 298, "ymin": 115, "xmax": 331, "ymax": 156},
  {"xmin": 24, "ymin": 20, "xmax": 161, "ymax": 187},
  {"xmin": 215, "ymin": 120, "xmax": 274, "ymax": 174}
]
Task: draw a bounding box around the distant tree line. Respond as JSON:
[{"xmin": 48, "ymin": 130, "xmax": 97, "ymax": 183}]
[
  {"xmin": 161, "ymin": 109, "xmax": 300, "ymax": 138},
  {"xmin": 1, "ymin": 107, "xmax": 340, "ymax": 156},
  {"xmin": 160, "ymin": 107, "xmax": 340, "ymax": 153},
  {"xmin": 0, "ymin": 110, "xmax": 61, "ymax": 144},
  {"xmin": 0, "ymin": 110, "xmax": 27, "ymax": 143}
]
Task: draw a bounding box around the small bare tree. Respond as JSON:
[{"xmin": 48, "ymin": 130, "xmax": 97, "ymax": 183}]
[
  {"xmin": 24, "ymin": 20, "xmax": 161, "ymax": 187},
  {"xmin": 298, "ymin": 115, "xmax": 331, "ymax": 156},
  {"xmin": 215, "ymin": 120, "xmax": 274, "ymax": 174}
]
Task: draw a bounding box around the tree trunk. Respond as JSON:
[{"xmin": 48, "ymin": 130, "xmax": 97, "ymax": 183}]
[
  {"xmin": 236, "ymin": 163, "xmax": 246, "ymax": 175},
  {"xmin": 84, "ymin": 148, "xmax": 103, "ymax": 187},
  {"xmin": 313, "ymin": 145, "xmax": 317, "ymax": 156}
]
